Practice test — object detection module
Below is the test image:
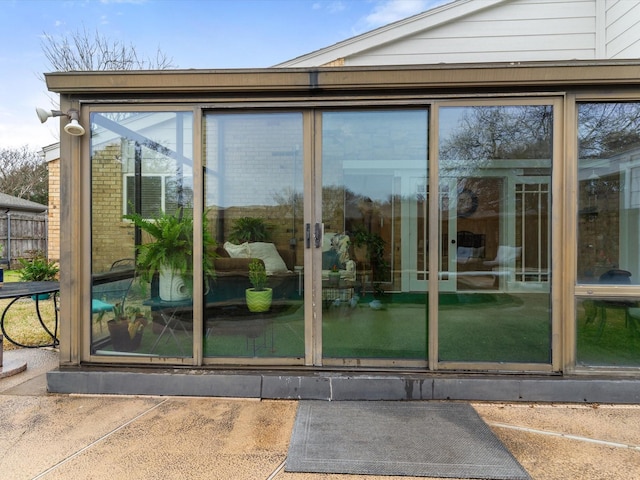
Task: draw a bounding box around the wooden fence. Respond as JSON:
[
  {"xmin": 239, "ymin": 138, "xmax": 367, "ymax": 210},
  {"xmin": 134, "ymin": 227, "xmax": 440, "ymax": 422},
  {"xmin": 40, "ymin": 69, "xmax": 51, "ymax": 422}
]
[{"xmin": 0, "ymin": 212, "xmax": 48, "ymax": 269}]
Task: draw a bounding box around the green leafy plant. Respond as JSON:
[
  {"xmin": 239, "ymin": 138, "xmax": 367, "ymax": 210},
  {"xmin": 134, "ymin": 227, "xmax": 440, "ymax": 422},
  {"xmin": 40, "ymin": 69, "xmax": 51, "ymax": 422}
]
[
  {"xmin": 112, "ymin": 302, "xmax": 127, "ymax": 321},
  {"xmin": 248, "ymin": 258, "xmax": 268, "ymax": 291},
  {"xmin": 228, "ymin": 217, "xmax": 271, "ymax": 243},
  {"xmin": 124, "ymin": 305, "xmax": 148, "ymax": 338},
  {"xmin": 123, "ymin": 208, "xmax": 217, "ymax": 287},
  {"xmin": 17, "ymin": 252, "xmax": 59, "ymax": 281},
  {"xmin": 125, "ymin": 305, "xmax": 143, "ymax": 318},
  {"xmin": 352, "ymin": 225, "xmax": 389, "ymax": 297}
]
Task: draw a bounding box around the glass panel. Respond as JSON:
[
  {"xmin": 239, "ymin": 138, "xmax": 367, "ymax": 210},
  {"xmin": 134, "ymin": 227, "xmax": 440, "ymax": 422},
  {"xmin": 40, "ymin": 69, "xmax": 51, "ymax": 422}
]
[
  {"xmin": 90, "ymin": 111, "xmax": 194, "ymax": 357},
  {"xmin": 321, "ymin": 110, "xmax": 428, "ymax": 360},
  {"xmin": 203, "ymin": 113, "xmax": 304, "ymax": 358},
  {"xmin": 438, "ymin": 105, "xmax": 552, "ymax": 364},
  {"xmin": 577, "ymin": 102, "xmax": 640, "ymax": 285},
  {"xmin": 576, "ymin": 297, "xmax": 640, "ymax": 366}
]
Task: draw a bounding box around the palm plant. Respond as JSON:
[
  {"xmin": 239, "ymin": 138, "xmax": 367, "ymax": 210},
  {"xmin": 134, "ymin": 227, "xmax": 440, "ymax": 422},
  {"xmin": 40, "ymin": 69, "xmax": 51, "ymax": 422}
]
[
  {"xmin": 123, "ymin": 208, "xmax": 216, "ymax": 288},
  {"xmin": 228, "ymin": 217, "xmax": 270, "ymax": 243}
]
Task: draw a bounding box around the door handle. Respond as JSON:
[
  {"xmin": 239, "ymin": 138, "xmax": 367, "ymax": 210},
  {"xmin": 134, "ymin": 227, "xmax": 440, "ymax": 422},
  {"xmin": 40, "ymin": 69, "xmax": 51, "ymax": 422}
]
[
  {"xmin": 314, "ymin": 223, "xmax": 322, "ymax": 248},
  {"xmin": 305, "ymin": 223, "xmax": 311, "ymax": 249}
]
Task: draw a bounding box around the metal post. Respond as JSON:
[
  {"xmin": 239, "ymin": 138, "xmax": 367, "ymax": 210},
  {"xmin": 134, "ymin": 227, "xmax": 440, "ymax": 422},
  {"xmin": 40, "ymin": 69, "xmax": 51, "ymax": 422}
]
[{"xmin": 6, "ymin": 212, "xmax": 11, "ymax": 268}]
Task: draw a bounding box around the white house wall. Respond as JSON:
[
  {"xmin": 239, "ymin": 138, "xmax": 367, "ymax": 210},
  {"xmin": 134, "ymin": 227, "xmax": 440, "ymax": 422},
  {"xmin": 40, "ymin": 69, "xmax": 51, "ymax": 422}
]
[
  {"xmin": 605, "ymin": 0, "xmax": 640, "ymax": 58},
  {"xmin": 347, "ymin": 0, "xmax": 602, "ymax": 66},
  {"xmin": 279, "ymin": 0, "xmax": 640, "ymax": 68}
]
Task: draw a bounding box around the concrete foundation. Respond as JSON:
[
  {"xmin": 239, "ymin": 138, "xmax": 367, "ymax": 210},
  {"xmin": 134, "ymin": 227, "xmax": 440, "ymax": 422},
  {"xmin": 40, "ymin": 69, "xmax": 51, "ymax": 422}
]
[{"xmin": 47, "ymin": 368, "xmax": 640, "ymax": 404}]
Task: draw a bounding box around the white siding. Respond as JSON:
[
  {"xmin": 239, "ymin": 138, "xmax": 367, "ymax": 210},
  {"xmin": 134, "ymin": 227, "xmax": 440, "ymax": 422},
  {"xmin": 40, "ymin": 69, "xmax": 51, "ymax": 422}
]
[
  {"xmin": 278, "ymin": 0, "xmax": 640, "ymax": 68},
  {"xmin": 348, "ymin": 0, "xmax": 600, "ymax": 66},
  {"xmin": 606, "ymin": 0, "xmax": 640, "ymax": 58}
]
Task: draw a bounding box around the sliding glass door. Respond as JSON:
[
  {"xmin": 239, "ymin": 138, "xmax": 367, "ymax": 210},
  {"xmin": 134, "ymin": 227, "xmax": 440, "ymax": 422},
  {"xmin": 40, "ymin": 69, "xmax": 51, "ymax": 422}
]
[
  {"xmin": 320, "ymin": 110, "xmax": 429, "ymax": 365},
  {"xmin": 90, "ymin": 110, "xmax": 195, "ymax": 358},
  {"xmin": 436, "ymin": 103, "xmax": 553, "ymax": 367},
  {"xmin": 203, "ymin": 112, "xmax": 305, "ymax": 360},
  {"xmin": 199, "ymin": 103, "xmax": 555, "ymax": 369}
]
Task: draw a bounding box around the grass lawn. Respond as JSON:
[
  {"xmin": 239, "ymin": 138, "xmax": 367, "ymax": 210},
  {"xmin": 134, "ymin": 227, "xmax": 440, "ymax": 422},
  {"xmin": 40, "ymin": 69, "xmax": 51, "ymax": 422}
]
[{"xmin": 1, "ymin": 270, "xmax": 58, "ymax": 351}]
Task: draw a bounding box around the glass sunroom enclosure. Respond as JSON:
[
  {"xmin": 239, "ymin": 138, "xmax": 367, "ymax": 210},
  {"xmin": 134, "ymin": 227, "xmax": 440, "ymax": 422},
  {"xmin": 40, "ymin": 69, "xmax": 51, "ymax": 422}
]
[{"xmin": 48, "ymin": 62, "xmax": 640, "ymax": 398}]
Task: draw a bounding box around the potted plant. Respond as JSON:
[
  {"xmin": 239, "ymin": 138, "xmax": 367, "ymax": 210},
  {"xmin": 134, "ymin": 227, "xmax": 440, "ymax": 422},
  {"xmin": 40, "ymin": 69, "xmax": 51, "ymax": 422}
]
[
  {"xmin": 352, "ymin": 225, "xmax": 389, "ymax": 298},
  {"xmin": 124, "ymin": 208, "xmax": 216, "ymax": 301},
  {"xmin": 246, "ymin": 258, "xmax": 272, "ymax": 312},
  {"xmin": 229, "ymin": 216, "xmax": 271, "ymax": 243},
  {"xmin": 17, "ymin": 251, "xmax": 60, "ymax": 300},
  {"xmin": 107, "ymin": 303, "xmax": 147, "ymax": 351},
  {"xmin": 328, "ymin": 264, "xmax": 341, "ymax": 286},
  {"xmin": 126, "ymin": 305, "xmax": 149, "ymax": 334}
]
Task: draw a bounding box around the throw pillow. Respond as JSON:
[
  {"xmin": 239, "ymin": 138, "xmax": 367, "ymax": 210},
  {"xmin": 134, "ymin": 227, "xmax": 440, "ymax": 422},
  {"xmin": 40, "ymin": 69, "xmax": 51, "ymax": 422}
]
[
  {"xmin": 248, "ymin": 242, "xmax": 289, "ymax": 275},
  {"xmin": 331, "ymin": 233, "xmax": 351, "ymax": 265},
  {"xmin": 322, "ymin": 232, "xmax": 336, "ymax": 252},
  {"xmin": 224, "ymin": 241, "xmax": 250, "ymax": 258}
]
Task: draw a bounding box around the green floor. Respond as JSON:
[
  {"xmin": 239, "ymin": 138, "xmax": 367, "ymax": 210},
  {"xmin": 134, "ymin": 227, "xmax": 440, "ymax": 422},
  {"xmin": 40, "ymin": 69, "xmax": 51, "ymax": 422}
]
[
  {"xmin": 577, "ymin": 300, "xmax": 640, "ymax": 367},
  {"xmin": 94, "ymin": 292, "xmax": 639, "ymax": 367}
]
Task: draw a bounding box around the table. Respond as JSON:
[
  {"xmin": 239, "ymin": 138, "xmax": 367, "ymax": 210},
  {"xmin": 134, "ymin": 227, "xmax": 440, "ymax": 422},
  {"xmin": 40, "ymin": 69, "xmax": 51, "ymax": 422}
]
[
  {"xmin": 586, "ymin": 298, "xmax": 638, "ymax": 337},
  {"xmin": 0, "ymin": 282, "xmax": 60, "ymax": 348},
  {"xmin": 205, "ymin": 302, "xmax": 293, "ymax": 355},
  {"xmin": 143, "ymin": 297, "xmax": 192, "ymax": 355},
  {"xmin": 322, "ymin": 279, "xmax": 359, "ymax": 308}
]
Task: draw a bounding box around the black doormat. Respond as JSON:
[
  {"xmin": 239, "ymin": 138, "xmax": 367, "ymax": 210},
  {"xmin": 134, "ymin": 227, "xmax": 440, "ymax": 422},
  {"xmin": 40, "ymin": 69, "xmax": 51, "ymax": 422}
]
[{"xmin": 286, "ymin": 401, "xmax": 531, "ymax": 479}]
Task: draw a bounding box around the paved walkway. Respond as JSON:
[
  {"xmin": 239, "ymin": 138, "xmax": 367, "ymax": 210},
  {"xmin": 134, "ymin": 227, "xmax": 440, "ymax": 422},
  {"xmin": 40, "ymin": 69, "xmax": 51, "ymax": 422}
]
[{"xmin": 1, "ymin": 348, "xmax": 639, "ymax": 480}]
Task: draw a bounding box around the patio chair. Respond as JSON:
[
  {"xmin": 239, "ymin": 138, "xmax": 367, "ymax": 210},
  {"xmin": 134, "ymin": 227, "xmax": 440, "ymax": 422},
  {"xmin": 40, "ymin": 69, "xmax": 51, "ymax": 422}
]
[
  {"xmin": 481, "ymin": 245, "xmax": 522, "ymax": 287},
  {"xmin": 92, "ymin": 259, "xmax": 136, "ymax": 330},
  {"xmin": 483, "ymin": 245, "xmax": 522, "ymax": 268},
  {"xmin": 589, "ymin": 269, "xmax": 636, "ymax": 336}
]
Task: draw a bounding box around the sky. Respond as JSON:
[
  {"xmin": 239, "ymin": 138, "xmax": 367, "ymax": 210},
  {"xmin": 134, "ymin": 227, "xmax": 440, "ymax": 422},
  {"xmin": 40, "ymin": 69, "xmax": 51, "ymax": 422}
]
[{"xmin": 0, "ymin": 0, "xmax": 449, "ymax": 151}]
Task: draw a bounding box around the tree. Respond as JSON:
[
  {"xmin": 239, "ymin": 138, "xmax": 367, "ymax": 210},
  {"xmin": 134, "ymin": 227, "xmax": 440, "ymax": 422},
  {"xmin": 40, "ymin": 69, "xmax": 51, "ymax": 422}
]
[
  {"xmin": 578, "ymin": 103, "xmax": 640, "ymax": 159},
  {"xmin": 41, "ymin": 27, "xmax": 175, "ymax": 72},
  {"xmin": 0, "ymin": 146, "xmax": 48, "ymax": 205},
  {"xmin": 440, "ymin": 105, "xmax": 553, "ymax": 166}
]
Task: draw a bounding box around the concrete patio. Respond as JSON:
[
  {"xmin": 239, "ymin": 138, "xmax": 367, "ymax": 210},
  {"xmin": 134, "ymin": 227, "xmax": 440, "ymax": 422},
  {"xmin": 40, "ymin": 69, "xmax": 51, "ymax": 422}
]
[{"xmin": 1, "ymin": 348, "xmax": 639, "ymax": 480}]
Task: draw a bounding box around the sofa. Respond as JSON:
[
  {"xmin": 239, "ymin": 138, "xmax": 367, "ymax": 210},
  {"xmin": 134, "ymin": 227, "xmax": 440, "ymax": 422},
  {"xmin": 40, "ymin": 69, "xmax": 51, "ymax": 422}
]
[
  {"xmin": 209, "ymin": 242, "xmax": 298, "ymax": 303},
  {"xmin": 148, "ymin": 242, "xmax": 298, "ymax": 333}
]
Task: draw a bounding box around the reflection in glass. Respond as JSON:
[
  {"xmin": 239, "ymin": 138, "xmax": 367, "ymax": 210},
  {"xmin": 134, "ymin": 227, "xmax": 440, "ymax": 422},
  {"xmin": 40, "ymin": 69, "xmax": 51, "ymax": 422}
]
[
  {"xmin": 203, "ymin": 113, "xmax": 304, "ymax": 358},
  {"xmin": 90, "ymin": 111, "xmax": 194, "ymax": 357},
  {"xmin": 577, "ymin": 102, "xmax": 640, "ymax": 285},
  {"xmin": 576, "ymin": 297, "xmax": 640, "ymax": 366},
  {"xmin": 321, "ymin": 110, "xmax": 428, "ymax": 360},
  {"xmin": 438, "ymin": 105, "xmax": 552, "ymax": 363}
]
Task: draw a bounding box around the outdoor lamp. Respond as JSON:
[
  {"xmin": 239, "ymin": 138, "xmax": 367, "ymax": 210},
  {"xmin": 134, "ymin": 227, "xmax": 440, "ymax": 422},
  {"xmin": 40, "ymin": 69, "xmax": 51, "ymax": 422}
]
[{"xmin": 36, "ymin": 107, "xmax": 86, "ymax": 136}]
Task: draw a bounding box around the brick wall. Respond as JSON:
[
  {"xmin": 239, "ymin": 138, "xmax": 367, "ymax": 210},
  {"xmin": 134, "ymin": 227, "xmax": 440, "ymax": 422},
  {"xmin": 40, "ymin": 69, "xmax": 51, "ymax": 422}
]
[
  {"xmin": 47, "ymin": 158, "xmax": 60, "ymax": 262},
  {"xmin": 92, "ymin": 143, "xmax": 135, "ymax": 273}
]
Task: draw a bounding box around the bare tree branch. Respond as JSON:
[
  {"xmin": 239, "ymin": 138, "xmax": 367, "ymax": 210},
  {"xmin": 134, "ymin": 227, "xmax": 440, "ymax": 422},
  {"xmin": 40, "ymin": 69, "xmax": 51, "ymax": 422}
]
[
  {"xmin": 41, "ymin": 27, "xmax": 176, "ymax": 72},
  {"xmin": 0, "ymin": 146, "xmax": 48, "ymax": 205}
]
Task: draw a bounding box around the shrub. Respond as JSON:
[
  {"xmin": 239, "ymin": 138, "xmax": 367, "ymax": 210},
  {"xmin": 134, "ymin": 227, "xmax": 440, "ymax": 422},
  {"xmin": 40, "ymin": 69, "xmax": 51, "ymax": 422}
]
[{"xmin": 18, "ymin": 252, "xmax": 59, "ymax": 281}]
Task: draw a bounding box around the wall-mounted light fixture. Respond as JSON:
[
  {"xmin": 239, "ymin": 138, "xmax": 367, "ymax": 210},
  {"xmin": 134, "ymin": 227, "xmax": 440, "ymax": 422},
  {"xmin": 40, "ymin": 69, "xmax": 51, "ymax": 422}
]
[{"xmin": 36, "ymin": 107, "xmax": 85, "ymax": 136}]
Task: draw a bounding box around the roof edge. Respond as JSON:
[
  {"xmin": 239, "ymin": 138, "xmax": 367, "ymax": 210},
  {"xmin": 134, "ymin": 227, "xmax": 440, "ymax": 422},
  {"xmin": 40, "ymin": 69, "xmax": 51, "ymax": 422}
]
[{"xmin": 45, "ymin": 60, "xmax": 640, "ymax": 95}]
